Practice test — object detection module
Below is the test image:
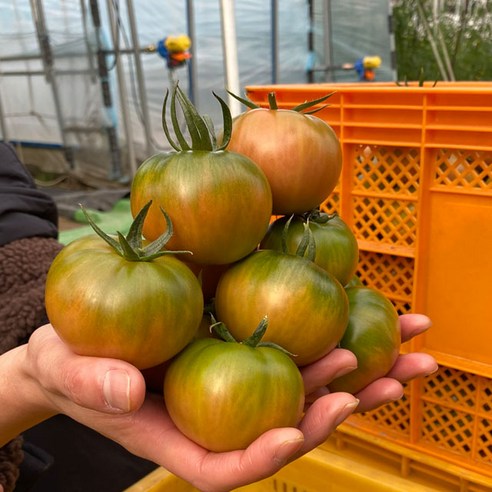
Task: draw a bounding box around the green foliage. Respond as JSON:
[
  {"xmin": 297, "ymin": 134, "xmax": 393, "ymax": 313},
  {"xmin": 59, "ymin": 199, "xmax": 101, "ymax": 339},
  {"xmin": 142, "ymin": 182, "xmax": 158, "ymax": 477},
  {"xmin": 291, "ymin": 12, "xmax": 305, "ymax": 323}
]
[{"xmin": 393, "ymin": 0, "xmax": 492, "ymax": 81}]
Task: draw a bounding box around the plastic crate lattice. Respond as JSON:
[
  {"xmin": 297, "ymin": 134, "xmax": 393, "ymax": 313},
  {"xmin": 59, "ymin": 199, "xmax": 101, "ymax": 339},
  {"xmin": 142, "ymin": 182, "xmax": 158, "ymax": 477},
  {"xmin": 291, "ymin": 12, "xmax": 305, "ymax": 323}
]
[
  {"xmin": 421, "ymin": 367, "xmax": 492, "ymax": 467},
  {"xmin": 434, "ymin": 149, "xmax": 492, "ymax": 191},
  {"xmin": 351, "ymin": 394, "xmax": 412, "ymax": 438},
  {"xmin": 352, "ymin": 196, "xmax": 417, "ymax": 247},
  {"xmin": 356, "ymin": 251, "xmax": 414, "ymax": 307},
  {"xmin": 353, "ymin": 145, "xmax": 420, "ymax": 196}
]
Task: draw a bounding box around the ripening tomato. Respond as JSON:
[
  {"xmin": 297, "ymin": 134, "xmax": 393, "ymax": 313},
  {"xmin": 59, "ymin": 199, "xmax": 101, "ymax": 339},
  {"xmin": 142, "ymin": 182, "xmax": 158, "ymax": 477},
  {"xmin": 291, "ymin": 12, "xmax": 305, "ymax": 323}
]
[
  {"xmin": 45, "ymin": 205, "xmax": 204, "ymax": 370},
  {"xmin": 214, "ymin": 249, "xmax": 349, "ymax": 366},
  {"xmin": 164, "ymin": 319, "xmax": 305, "ymax": 452},
  {"xmin": 131, "ymin": 86, "xmax": 272, "ymax": 265},
  {"xmin": 328, "ymin": 286, "xmax": 401, "ymax": 394},
  {"xmin": 227, "ymin": 92, "xmax": 342, "ymax": 215},
  {"xmin": 260, "ymin": 211, "xmax": 359, "ymax": 287}
]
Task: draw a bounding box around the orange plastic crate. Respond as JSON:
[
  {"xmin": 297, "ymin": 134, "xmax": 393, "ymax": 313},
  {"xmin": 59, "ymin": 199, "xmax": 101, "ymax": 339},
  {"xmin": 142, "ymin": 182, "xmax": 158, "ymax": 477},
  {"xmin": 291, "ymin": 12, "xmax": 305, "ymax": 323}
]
[
  {"xmin": 126, "ymin": 434, "xmax": 492, "ymax": 491},
  {"xmin": 245, "ymin": 82, "xmax": 492, "ymax": 489},
  {"xmin": 125, "ymin": 432, "xmax": 492, "ymax": 492}
]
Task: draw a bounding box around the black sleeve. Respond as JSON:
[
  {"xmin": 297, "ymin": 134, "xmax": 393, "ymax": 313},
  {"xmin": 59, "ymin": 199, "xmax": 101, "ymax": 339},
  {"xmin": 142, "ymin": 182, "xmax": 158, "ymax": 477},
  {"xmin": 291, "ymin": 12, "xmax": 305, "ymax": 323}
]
[{"xmin": 0, "ymin": 143, "xmax": 59, "ymax": 246}]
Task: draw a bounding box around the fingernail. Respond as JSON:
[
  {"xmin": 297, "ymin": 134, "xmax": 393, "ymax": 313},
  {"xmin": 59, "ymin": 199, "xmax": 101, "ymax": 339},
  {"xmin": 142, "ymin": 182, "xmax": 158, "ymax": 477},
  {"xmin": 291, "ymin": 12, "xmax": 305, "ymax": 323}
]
[
  {"xmin": 334, "ymin": 399, "xmax": 359, "ymax": 427},
  {"xmin": 103, "ymin": 370, "xmax": 131, "ymax": 412},
  {"xmin": 274, "ymin": 437, "xmax": 304, "ymax": 466},
  {"xmin": 409, "ymin": 315, "xmax": 433, "ymax": 338}
]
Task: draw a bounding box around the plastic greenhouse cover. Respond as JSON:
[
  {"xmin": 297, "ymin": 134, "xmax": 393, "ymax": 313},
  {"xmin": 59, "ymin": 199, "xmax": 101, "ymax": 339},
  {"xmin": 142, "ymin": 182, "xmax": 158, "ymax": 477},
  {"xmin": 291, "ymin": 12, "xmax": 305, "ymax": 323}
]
[{"xmin": 0, "ymin": 0, "xmax": 393, "ymax": 177}]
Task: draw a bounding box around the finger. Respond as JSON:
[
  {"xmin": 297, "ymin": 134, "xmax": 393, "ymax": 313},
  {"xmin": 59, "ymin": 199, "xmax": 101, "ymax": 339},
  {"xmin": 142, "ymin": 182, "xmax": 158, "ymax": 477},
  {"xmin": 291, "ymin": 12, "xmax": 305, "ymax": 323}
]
[
  {"xmin": 300, "ymin": 348, "xmax": 357, "ymax": 395},
  {"xmin": 27, "ymin": 325, "xmax": 146, "ymax": 414},
  {"xmin": 178, "ymin": 427, "xmax": 305, "ymax": 492},
  {"xmin": 295, "ymin": 393, "xmax": 359, "ymax": 455},
  {"xmin": 354, "ymin": 378, "xmax": 404, "ymax": 413},
  {"xmin": 399, "ymin": 314, "xmax": 432, "ymax": 342},
  {"xmin": 230, "ymin": 428, "xmax": 305, "ymax": 484},
  {"xmin": 106, "ymin": 396, "xmax": 305, "ymax": 492},
  {"xmin": 386, "ymin": 352, "xmax": 438, "ymax": 382}
]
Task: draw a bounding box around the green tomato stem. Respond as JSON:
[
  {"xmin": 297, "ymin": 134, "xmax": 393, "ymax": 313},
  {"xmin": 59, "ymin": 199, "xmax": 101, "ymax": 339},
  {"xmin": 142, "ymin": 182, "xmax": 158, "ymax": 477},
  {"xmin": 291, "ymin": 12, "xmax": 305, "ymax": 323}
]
[
  {"xmin": 227, "ymin": 89, "xmax": 335, "ymax": 113},
  {"xmin": 211, "ymin": 315, "xmax": 296, "ymax": 357},
  {"xmin": 211, "ymin": 320, "xmax": 238, "ymax": 343},
  {"xmin": 161, "ymin": 84, "xmax": 233, "ymax": 152},
  {"xmin": 80, "ymin": 201, "xmax": 192, "ymax": 262},
  {"xmin": 280, "ymin": 214, "xmax": 317, "ymax": 262},
  {"xmin": 267, "ymin": 92, "xmax": 278, "ymax": 110},
  {"xmin": 242, "ymin": 316, "xmax": 269, "ymax": 347}
]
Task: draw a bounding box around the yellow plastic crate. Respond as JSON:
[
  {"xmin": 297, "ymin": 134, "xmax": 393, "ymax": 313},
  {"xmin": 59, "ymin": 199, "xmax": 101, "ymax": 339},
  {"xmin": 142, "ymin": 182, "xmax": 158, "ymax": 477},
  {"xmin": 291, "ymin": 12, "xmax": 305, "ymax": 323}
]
[
  {"xmin": 244, "ymin": 82, "xmax": 492, "ymax": 488},
  {"xmin": 126, "ymin": 433, "xmax": 492, "ymax": 491}
]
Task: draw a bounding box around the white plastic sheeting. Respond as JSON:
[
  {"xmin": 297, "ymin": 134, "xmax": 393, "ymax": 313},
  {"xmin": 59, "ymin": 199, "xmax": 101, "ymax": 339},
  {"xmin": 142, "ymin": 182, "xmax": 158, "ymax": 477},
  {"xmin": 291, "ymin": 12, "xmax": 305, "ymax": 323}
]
[{"xmin": 0, "ymin": 0, "xmax": 393, "ymax": 181}]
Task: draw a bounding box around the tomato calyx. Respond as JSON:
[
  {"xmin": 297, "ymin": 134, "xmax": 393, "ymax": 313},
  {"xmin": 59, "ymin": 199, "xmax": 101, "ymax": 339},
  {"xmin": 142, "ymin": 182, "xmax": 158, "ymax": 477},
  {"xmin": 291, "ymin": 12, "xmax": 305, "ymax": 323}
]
[
  {"xmin": 162, "ymin": 83, "xmax": 232, "ymax": 152},
  {"xmin": 280, "ymin": 214, "xmax": 316, "ymax": 262},
  {"xmin": 301, "ymin": 208, "xmax": 339, "ymax": 225},
  {"xmin": 279, "ymin": 209, "xmax": 344, "ymax": 260},
  {"xmin": 227, "ymin": 90, "xmax": 336, "ymax": 115},
  {"xmin": 210, "ymin": 315, "xmax": 295, "ymax": 357},
  {"xmin": 81, "ymin": 200, "xmax": 192, "ymax": 262}
]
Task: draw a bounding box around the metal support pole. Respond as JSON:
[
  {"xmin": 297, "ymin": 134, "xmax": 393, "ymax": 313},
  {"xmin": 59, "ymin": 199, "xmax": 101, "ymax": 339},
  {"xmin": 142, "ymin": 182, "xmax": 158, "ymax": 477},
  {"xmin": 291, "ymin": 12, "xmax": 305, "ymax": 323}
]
[
  {"xmin": 271, "ymin": 0, "xmax": 279, "ymax": 84},
  {"xmin": 125, "ymin": 0, "xmax": 154, "ymax": 156},
  {"xmin": 186, "ymin": 0, "xmax": 197, "ymax": 105},
  {"xmin": 90, "ymin": 0, "xmax": 123, "ymax": 180},
  {"xmin": 322, "ymin": 0, "xmax": 334, "ymax": 82},
  {"xmin": 30, "ymin": 0, "xmax": 74, "ymax": 167},
  {"xmin": 80, "ymin": 0, "xmax": 97, "ymax": 83},
  {"xmin": 106, "ymin": 0, "xmax": 138, "ymax": 177},
  {"xmin": 219, "ymin": 0, "xmax": 241, "ymax": 117}
]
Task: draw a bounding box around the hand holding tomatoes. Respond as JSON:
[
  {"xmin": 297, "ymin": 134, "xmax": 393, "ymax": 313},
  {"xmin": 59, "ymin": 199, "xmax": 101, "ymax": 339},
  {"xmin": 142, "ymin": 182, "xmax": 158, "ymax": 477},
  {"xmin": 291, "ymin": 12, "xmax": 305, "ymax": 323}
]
[
  {"xmin": 34, "ymin": 86, "xmax": 440, "ymax": 491},
  {"xmin": 3, "ymin": 315, "xmax": 436, "ymax": 491},
  {"xmin": 4, "ymin": 323, "xmax": 357, "ymax": 491}
]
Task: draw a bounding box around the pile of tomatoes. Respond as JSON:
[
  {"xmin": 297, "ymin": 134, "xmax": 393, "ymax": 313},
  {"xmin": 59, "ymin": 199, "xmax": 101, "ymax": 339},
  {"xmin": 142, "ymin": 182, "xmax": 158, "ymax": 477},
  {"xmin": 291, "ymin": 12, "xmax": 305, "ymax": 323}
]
[{"xmin": 45, "ymin": 85, "xmax": 400, "ymax": 453}]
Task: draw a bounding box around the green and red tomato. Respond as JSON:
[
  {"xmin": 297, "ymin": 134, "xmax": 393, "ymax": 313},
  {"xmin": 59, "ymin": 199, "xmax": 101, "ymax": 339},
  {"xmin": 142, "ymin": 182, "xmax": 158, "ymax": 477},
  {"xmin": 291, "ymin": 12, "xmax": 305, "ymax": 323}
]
[
  {"xmin": 227, "ymin": 91, "xmax": 342, "ymax": 215},
  {"xmin": 328, "ymin": 286, "xmax": 401, "ymax": 394},
  {"xmin": 45, "ymin": 204, "xmax": 204, "ymax": 370},
  {"xmin": 260, "ymin": 211, "xmax": 359, "ymax": 287},
  {"xmin": 130, "ymin": 86, "xmax": 272, "ymax": 265},
  {"xmin": 164, "ymin": 319, "xmax": 305, "ymax": 452},
  {"xmin": 214, "ymin": 249, "xmax": 349, "ymax": 366}
]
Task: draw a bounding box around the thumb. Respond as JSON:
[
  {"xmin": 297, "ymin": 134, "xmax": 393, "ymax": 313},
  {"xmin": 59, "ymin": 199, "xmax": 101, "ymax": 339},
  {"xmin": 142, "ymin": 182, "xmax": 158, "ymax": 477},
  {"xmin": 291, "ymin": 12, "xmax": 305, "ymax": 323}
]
[{"xmin": 27, "ymin": 325, "xmax": 147, "ymax": 414}]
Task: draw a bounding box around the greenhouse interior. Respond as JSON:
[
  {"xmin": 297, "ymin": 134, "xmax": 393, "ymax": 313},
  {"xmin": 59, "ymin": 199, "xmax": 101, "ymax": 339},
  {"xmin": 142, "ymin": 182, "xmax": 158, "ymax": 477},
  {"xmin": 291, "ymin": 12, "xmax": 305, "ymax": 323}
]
[
  {"xmin": 1, "ymin": 1, "xmax": 491, "ymax": 492},
  {"xmin": 0, "ymin": 0, "xmax": 396, "ymax": 188}
]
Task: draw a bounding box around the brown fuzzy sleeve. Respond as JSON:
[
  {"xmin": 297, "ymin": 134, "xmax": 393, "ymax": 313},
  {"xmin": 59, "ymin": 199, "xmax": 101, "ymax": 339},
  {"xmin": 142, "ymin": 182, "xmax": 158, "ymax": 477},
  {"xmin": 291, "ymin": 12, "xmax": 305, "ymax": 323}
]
[
  {"xmin": 0, "ymin": 437, "xmax": 24, "ymax": 492},
  {"xmin": 0, "ymin": 236, "xmax": 63, "ymax": 352},
  {"xmin": 0, "ymin": 236, "xmax": 63, "ymax": 490}
]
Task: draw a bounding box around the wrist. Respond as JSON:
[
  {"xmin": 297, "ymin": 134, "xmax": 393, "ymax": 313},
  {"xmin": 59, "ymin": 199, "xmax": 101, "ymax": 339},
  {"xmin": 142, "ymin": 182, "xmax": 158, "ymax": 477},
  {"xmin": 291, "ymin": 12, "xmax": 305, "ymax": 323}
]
[{"xmin": 0, "ymin": 345, "xmax": 57, "ymax": 446}]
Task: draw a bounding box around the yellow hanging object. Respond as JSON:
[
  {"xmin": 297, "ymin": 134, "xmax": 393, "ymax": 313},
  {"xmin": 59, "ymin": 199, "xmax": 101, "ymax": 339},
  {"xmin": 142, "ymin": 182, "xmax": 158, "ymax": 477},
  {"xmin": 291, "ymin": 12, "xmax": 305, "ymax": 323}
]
[
  {"xmin": 362, "ymin": 56, "xmax": 382, "ymax": 69},
  {"xmin": 165, "ymin": 34, "xmax": 192, "ymax": 53}
]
